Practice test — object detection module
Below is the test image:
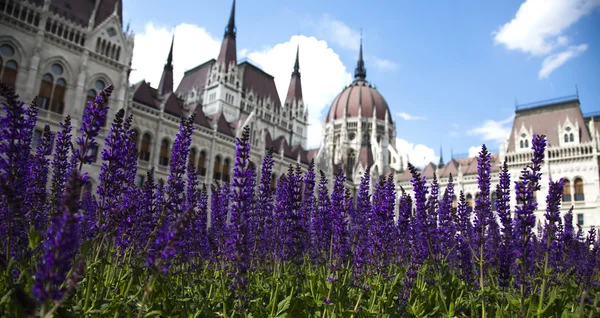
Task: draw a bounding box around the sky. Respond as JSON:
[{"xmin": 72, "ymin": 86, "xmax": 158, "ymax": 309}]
[{"xmin": 123, "ymin": 0, "xmax": 600, "ymax": 168}]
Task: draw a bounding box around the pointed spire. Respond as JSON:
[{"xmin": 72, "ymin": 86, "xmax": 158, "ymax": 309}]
[
  {"xmin": 166, "ymin": 34, "xmax": 174, "ymax": 67},
  {"xmin": 217, "ymin": 0, "xmax": 238, "ymax": 69},
  {"xmin": 292, "ymin": 45, "xmax": 300, "ymax": 76},
  {"xmin": 354, "ymin": 29, "xmax": 366, "ymax": 81},
  {"xmin": 438, "ymin": 145, "xmax": 444, "ymax": 168},
  {"xmin": 285, "ymin": 45, "xmax": 303, "ymax": 105},
  {"xmin": 158, "ymin": 35, "xmax": 174, "ymax": 95},
  {"xmin": 225, "ymin": 0, "xmax": 236, "ymax": 38}
]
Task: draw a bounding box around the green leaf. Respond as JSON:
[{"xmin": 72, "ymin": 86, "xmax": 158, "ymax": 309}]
[
  {"xmin": 276, "ymin": 294, "xmax": 292, "ymax": 317},
  {"xmin": 27, "ymin": 227, "xmax": 39, "ymax": 249},
  {"xmin": 144, "ymin": 310, "xmax": 164, "ymax": 317}
]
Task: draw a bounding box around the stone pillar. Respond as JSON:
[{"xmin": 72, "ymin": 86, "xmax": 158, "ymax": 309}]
[
  {"xmin": 69, "ymin": 51, "xmax": 89, "ymax": 118},
  {"xmin": 206, "ymin": 129, "xmax": 217, "ymax": 186}
]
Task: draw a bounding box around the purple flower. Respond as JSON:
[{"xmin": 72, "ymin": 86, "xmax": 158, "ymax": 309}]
[
  {"xmin": 438, "ymin": 174, "xmax": 456, "ymax": 259},
  {"xmin": 32, "ymin": 170, "xmax": 82, "ymax": 302},
  {"xmin": 26, "ymin": 125, "xmax": 55, "ymax": 233},
  {"xmin": 312, "ymin": 170, "xmax": 330, "ymax": 263},
  {"xmin": 49, "ymin": 116, "xmax": 73, "ymax": 217},
  {"xmin": 352, "ymin": 166, "xmax": 372, "ymax": 285},
  {"xmin": 253, "ymin": 148, "xmax": 275, "ymax": 263},
  {"xmin": 73, "ymin": 85, "xmax": 113, "ymax": 170},
  {"xmin": 329, "ymin": 168, "xmax": 350, "ymax": 271}
]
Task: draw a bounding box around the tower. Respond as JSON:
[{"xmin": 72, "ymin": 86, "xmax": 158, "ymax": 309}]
[
  {"xmin": 284, "ymin": 45, "xmax": 308, "ymax": 147},
  {"xmin": 202, "ymin": 0, "xmax": 241, "ymax": 121},
  {"xmin": 157, "ymin": 35, "xmax": 174, "ymax": 96}
]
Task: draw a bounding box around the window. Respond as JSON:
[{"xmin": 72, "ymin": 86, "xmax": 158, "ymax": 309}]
[
  {"xmin": 577, "ymin": 213, "xmax": 584, "ymax": 226},
  {"xmin": 135, "ymin": 175, "xmax": 145, "ymax": 188},
  {"xmin": 346, "ymin": 150, "xmax": 355, "ymax": 178},
  {"xmin": 159, "ymin": 138, "xmax": 170, "ymax": 166},
  {"xmin": 466, "ymin": 193, "xmax": 473, "ymax": 211},
  {"xmin": 32, "ymin": 129, "xmax": 43, "ymax": 149},
  {"xmin": 222, "ymin": 158, "xmax": 231, "ymax": 182},
  {"xmin": 189, "ymin": 148, "xmax": 197, "ymax": 169},
  {"xmin": 569, "ymin": 133, "xmax": 574, "ymax": 142},
  {"xmin": 198, "ymin": 150, "xmax": 207, "ymax": 176},
  {"xmin": 88, "ymin": 144, "xmax": 99, "ymax": 163},
  {"xmin": 491, "ymin": 191, "xmax": 497, "ymax": 211},
  {"xmin": 452, "ymin": 195, "xmax": 458, "ymax": 209},
  {"xmin": 563, "ymin": 179, "xmax": 571, "ymax": 202},
  {"xmin": 38, "ymin": 63, "xmax": 67, "ymax": 113},
  {"xmin": 574, "ymin": 178, "xmax": 584, "ymax": 201},
  {"xmin": 139, "ymin": 133, "xmax": 151, "ymax": 162},
  {"xmin": 86, "ymin": 80, "xmax": 108, "ymax": 126},
  {"xmin": 213, "ymin": 156, "xmax": 222, "ymax": 180},
  {"xmin": 271, "ymin": 173, "xmax": 277, "ymax": 192},
  {"xmin": 0, "ymin": 44, "xmax": 18, "ymax": 88},
  {"xmin": 564, "ymin": 134, "xmax": 569, "ymax": 143},
  {"xmin": 520, "ymin": 140, "xmax": 524, "ymax": 148}
]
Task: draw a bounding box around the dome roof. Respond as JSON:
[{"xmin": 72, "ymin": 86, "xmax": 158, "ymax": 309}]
[
  {"xmin": 326, "ymin": 80, "xmax": 391, "ymax": 123},
  {"xmin": 325, "ymin": 38, "xmax": 392, "ymax": 124}
]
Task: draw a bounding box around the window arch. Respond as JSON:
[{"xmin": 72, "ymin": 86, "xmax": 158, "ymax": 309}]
[
  {"xmin": 198, "ymin": 150, "xmax": 207, "ymax": 176},
  {"xmin": 574, "ymin": 178, "xmax": 584, "ymax": 201},
  {"xmin": 271, "ymin": 173, "xmax": 277, "ymax": 192},
  {"xmin": 524, "ymin": 139, "xmax": 529, "ymax": 148},
  {"xmin": 189, "ymin": 148, "xmax": 197, "ymax": 169},
  {"xmin": 213, "ymin": 156, "xmax": 222, "ymax": 180},
  {"xmin": 38, "ymin": 63, "xmax": 67, "ymax": 113},
  {"xmin": 139, "ymin": 133, "xmax": 151, "ymax": 162},
  {"xmin": 159, "ymin": 138, "xmax": 170, "ymax": 166},
  {"xmin": 466, "ymin": 193, "xmax": 473, "ymax": 211},
  {"xmin": 564, "ymin": 134, "xmax": 569, "ymax": 143},
  {"xmin": 0, "ymin": 44, "xmax": 18, "ymax": 88},
  {"xmin": 569, "ymin": 133, "xmax": 574, "ymax": 142},
  {"xmin": 346, "ymin": 150, "xmax": 355, "ymax": 178},
  {"xmin": 563, "ymin": 179, "xmax": 571, "ymax": 202},
  {"xmin": 520, "ymin": 140, "xmax": 524, "ymax": 148},
  {"xmin": 222, "ymin": 158, "xmax": 231, "ymax": 182}
]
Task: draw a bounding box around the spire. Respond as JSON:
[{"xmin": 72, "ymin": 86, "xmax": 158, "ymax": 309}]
[
  {"xmin": 217, "ymin": 0, "xmax": 237, "ymax": 70},
  {"xmin": 157, "ymin": 35, "xmax": 174, "ymax": 95},
  {"xmin": 285, "ymin": 45, "xmax": 303, "ymax": 104},
  {"xmin": 354, "ymin": 30, "xmax": 366, "ymax": 81},
  {"xmin": 292, "ymin": 45, "xmax": 300, "ymax": 76},
  {"xmin": 166, "ymin": 34, "xmax": 174, "ymax": 67},
  {"xmin": 438, "ymin": 145, "xmax": 444, "ymax": 168},
  {"xmin": 225, "ymin": 0, "xmax": 236, "ymax": 38}
]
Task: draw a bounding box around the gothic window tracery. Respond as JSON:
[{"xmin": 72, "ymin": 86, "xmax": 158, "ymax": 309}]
[
  {"xmin": 139, "ymin": 133, "xmax": 151, "ymax": 162},
  {"xmin": 563, "ymin": 179, "xmax": 571, "ymax": 202},
  {"xmin": 198, "ymin": 150, "xmax": 207, "ymax": 176},
  {"xmin": 574, "ymin": 178, "xmax": 584, "ymax": 201},
  {"xmin": 159, "ymin": 138, "xmax": 170, "ymax": 166},
  {"xmin": 0, "ymin": 44, "xmax": 18, "ymax": 88},
  {"xmin": 39, "ymin": 63, "xmax": 67, "ymax": 114}
]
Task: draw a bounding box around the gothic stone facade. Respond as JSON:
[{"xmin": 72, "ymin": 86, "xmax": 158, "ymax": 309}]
[{"xmin": 397, "ymin": 97, "xmax": 600, "ymax": 232}]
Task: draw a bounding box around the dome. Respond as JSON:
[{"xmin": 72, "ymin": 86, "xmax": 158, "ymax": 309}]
[
  {"xmin": 326, "ymin": 80, "xmax": 391, "ymax": 123},
  {"xmin": 325, "ymin": 38, "xmax": 392, "ymax": 124}
]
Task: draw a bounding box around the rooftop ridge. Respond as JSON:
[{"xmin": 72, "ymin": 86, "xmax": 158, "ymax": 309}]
[{"xmin": 515, "ymin": 94, "xmax": 579, "ymax": 112}]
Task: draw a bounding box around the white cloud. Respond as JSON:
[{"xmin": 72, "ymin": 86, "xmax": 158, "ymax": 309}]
[
  {"xmin": 130, "ymin": 23, "xmax": 222, "ymax": 87},
  {"xmin": 493, "ymin": 0, "xmax": 600, "ymax": 56},
  {"xmin": 468, "ymin": 146, "xmax": 482, "ymax": 158},
  {"xmin": 245, "ymin": 35, "xmax": 352, "ymax": 148},
  {"xmin": 396, "ymin": 138, "xmax": 438, "ymax": 169},
  {"xmin": 538, "ymin": 44, "xmax": 588, "ymax": 78},
  {"xmin": 396, "ymin": 112, "xmax": 426, "ymax": 121},
  {"xmin": 316, "ymin": 14, "xmax": 361, "ymax": 51},
  {"xmin": 467, "ymin": 115, "xmax": 514, "ymax": 143},
  {"xmin": 131, "ymin": 24, "xmax": 352, "ymax": 150}
]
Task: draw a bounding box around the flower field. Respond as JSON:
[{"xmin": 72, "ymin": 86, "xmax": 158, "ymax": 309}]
[{"xmin": 0, "ymin": 83, "xmax": 599, "ymax": 317}]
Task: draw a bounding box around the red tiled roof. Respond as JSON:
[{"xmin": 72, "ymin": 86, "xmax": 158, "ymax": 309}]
[
  {"xmin": 28, "ymin": 0, "xmax": 122, "ymax": 27},
  {"xmin": 132, "ymin": 81, "xmax": 159, "ymax": 109},
  {"xmin": 507, "ymin": 98, "xmax": 591, "ymax": 151},
  {"xmin": 240, "ymin": 62, "xmax": 282, "ymax": 109},
  {"xmin": 176, "ymin": 59, "xmax": 215, "ymax": 94}
]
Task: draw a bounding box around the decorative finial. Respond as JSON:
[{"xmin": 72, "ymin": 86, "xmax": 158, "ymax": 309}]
[
  {"xmin": 354, "ymin": 28, "xmax": 366, "ymax": 81},
  {"xmin": 225, "ymin": 0, "xmax": 236, "ymax": 37}
]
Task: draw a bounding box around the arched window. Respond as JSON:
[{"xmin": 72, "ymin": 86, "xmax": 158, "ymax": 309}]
[
  {"xmin": 0, "ymin": 44, "xmax": 18, "ymax": 88},
  {"xmin": 271, "ymin": 173, "xmax": 277, "ymax": 192},
  {"xmin": 346, "ymin": 150, "xmax": 355, "ymax": 178},
  {"xmin": 520, "ymin": 140, "xmax": 524, "ymax": 148},
  {"xmin": 563, "ymin": 179, "xmax": 571, "ymax": 202},
  {"xmin": 574, "ymin": 178, "xmax": 584, "ymax": 201},
  {"xmin": 452, "ymin": 195, "xmax": 458, "ymax": 209},
  {"xmin": 139, "ymin": 133, "xmax": 151, "ymax": 162},
  {"xmin": 159, "ymin": 138, "xmax": 170, "ymax": 166},
  {"xmin": 213, "ymin": 156, "xmax": 222, "ymax": 180},
  {"xmin": 466, "ymin": 193, "xmax": 473, "ymax": 211},
  {"xmin": 525, "ymin": 140, "xmax": 529, "ymax": 148},
  {"xmin": 569, "ymin": 133, "xmax": 574, "ymax": 142},
  {"xmin": 38, "ymin": 63, "xmax": 67, "ymax": 113},
  {"xmin": 564, "ymin": 134, "xmax": 569, "ymax": 143},
  {"xmin": 222, "ymin": 158, "xmax": 231, "ymax": 182},
  {"xmin": 198, "ymin": 150, "xmax": 207, "ymax": 176},
  {"xmin": 189, "ymin": 148, "xmax": 197, "ymax": 169}
]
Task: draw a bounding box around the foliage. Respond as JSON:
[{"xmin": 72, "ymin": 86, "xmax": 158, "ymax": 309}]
[{"xmin": 0, "ymin": 83, "xmax": 599, "ymax": 317}]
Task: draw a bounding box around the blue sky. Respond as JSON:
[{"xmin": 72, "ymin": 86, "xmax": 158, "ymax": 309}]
[{"xmin": 123, "ymin": 0, "xmax": 600, "ymax": 167}]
